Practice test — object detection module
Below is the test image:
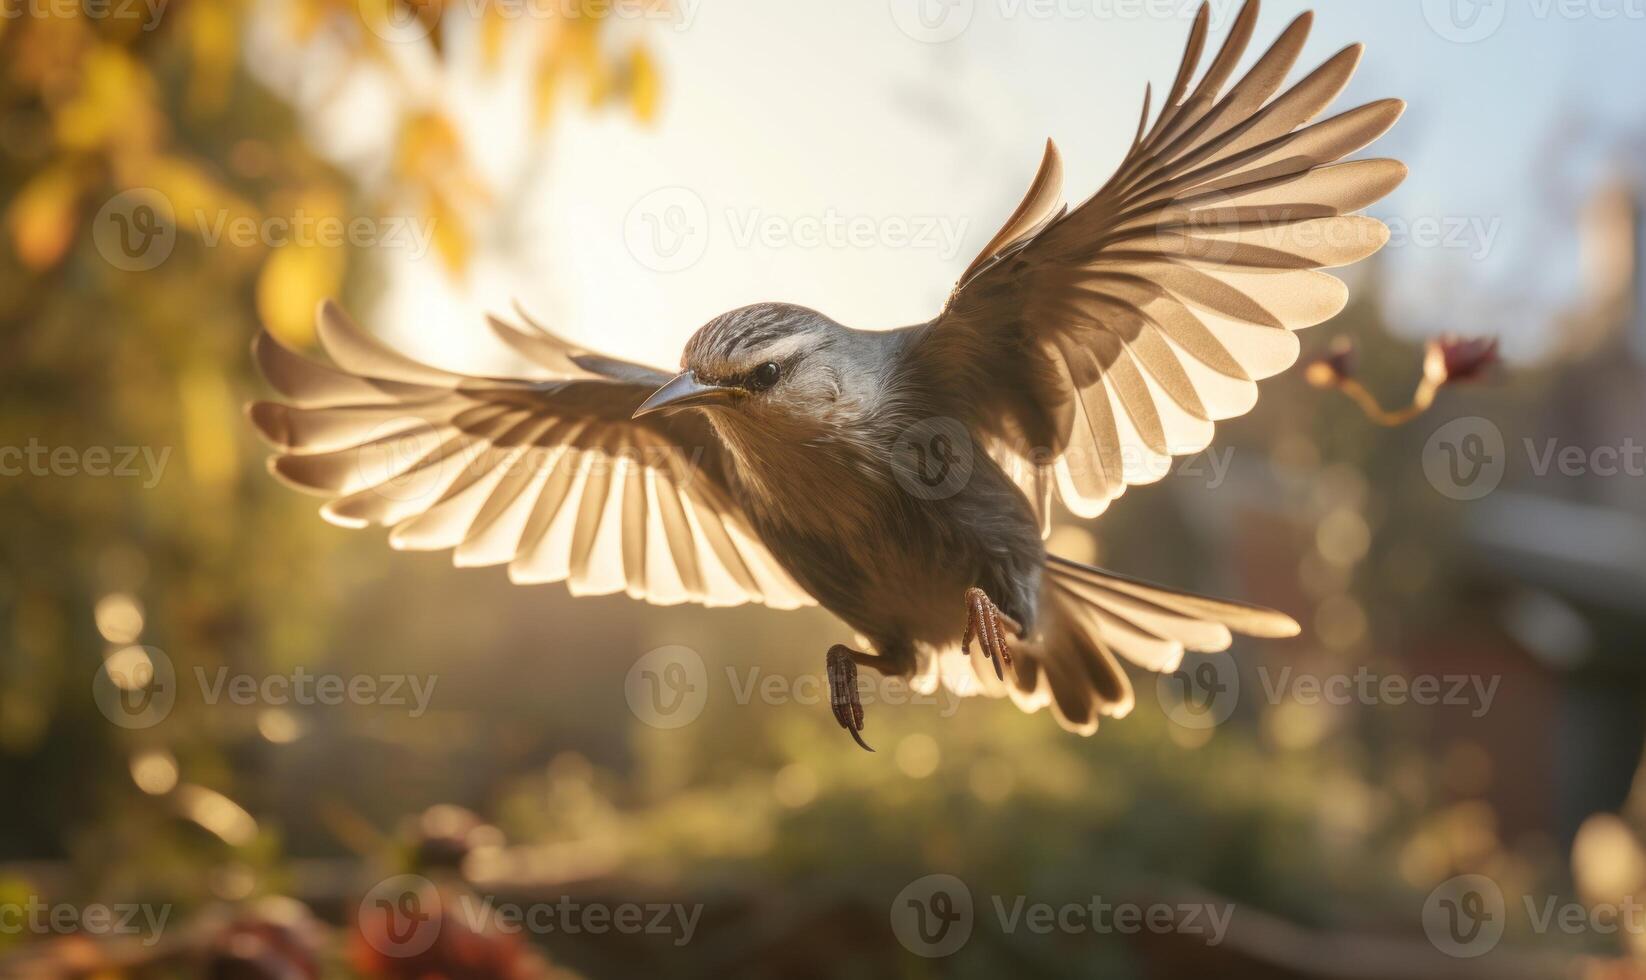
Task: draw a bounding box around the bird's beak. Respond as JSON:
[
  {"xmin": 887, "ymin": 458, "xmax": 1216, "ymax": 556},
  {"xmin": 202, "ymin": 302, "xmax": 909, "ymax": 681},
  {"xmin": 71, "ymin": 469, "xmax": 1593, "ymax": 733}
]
[{"xmin": 632, "ymin": 372, "xmax": 739, "ymax": 419}]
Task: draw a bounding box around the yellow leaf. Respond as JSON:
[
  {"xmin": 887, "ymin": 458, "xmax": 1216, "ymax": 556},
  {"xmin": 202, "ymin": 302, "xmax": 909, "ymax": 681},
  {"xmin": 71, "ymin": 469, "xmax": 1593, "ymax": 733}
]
[
  {"xmin": 257, "ymin": 244, "xmax": 342, "ymax": 347},
  {"xmin": 114, "ymin": 156, "xmax": 259, "ymax": 269},
  {"xmin": 586, "ymin": 62, "xmax": 612, "ymax": 108},
  {"xmin": 287, "ymin": 0, "xmax": 327, "ymax": 40},
  {"xmin": 53, "ymin": 45, "xmax": 161, "ymax": 154},
  {"xmin": 126, "ymin": 155, "xmax": 257, "ymax": 228},
  {"xmin": 426, "ymin": 190, "xmax": 470, "ymax": 275},
  {"xmin": 405, "ymin": 0, "xmax": 448, "ymax": 56},
  {"xmin": 393, "ymin": 113, "xmax": 490, "ymax": 256},
  {"xmin": 533, "ymin": 54, "xmax": 563, "ymax": 129},
  {"xmin": 555, "ymin": 17, "xmax": 599, "ymax": 73},
  {"xmin": 395, "ymin": 111, "xmax": 465, "ymax": 184},
  {"xmin": 482, "ymin": 4, "xmax": 508, "ymax": 68},
  {"xmin": 7, "ymin": 167, "xmax": 83, "ymax": 272},
  {"xmin": 628, "ymin": 44, "xmax": 659, "ymax": 123},
  {"xmin": 185, "ymin": 1, "xmax": 238, "ymax": 118}
]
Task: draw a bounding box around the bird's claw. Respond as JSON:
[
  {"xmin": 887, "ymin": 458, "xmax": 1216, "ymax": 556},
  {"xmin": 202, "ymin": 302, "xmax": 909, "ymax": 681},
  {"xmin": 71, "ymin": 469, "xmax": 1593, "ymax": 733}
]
[
  {"xmin": 826, "ymin": 645, "xmax": 873, "ymax": 752},
  {"xmin": 963, "ymin": 587, "xmax": 1019, "ymax": 681}
]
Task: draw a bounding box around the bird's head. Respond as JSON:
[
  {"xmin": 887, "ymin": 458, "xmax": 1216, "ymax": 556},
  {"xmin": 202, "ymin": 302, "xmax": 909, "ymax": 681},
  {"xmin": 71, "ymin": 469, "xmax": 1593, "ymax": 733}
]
[{"xmin": 633, "ymin": 303, "xmax": 848, "ymax": 427}]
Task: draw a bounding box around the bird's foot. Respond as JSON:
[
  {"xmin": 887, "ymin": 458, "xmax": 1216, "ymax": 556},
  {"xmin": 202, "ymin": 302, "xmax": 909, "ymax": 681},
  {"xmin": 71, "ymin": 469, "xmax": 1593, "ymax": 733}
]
[
  {"xmin": 963, "ymin": 587, "xmax": 1021, "ymax": 681},
  {"xmin": 826, "ymin": 645, "xmax": 873, "ymax": 752}
]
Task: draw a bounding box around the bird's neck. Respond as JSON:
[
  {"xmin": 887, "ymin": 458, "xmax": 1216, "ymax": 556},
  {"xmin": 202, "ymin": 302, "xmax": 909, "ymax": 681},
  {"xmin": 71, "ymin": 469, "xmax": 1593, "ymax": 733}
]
[{"xmin": 709, "ymin": 404, "xmax": 901, "ymax": 539}]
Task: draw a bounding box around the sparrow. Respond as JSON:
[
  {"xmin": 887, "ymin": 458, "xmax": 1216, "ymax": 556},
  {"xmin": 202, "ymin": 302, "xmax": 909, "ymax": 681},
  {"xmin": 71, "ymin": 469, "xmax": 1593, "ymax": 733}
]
[{"xmin": 249, "ymin": 0, "xmax": 1405, "ymax": 751}]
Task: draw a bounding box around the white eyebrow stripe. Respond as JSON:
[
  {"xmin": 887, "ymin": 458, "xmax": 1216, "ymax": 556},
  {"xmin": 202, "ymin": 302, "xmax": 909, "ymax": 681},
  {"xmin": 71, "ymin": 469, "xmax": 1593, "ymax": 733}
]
[
  {"xmin": 753, "ymin": 335, "xmax": 811, "ymax": 362},
  {"xmin": 699, "ymin": 334, "xmax": 813, "ymax": 385}
]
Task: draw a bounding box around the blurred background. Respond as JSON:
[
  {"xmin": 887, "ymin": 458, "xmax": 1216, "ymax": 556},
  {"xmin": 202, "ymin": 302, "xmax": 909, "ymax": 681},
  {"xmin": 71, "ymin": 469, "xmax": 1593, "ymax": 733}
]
[{"xmin": 3, "ymin": 0, "xmax": 1646, "ymax": 976}]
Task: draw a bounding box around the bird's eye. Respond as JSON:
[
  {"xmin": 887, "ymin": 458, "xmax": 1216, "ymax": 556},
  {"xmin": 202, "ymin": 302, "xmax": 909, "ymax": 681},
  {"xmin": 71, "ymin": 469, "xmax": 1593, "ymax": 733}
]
[{"xmin": 749, "ymin": 361, "xmax": 781, "ymax": 391}]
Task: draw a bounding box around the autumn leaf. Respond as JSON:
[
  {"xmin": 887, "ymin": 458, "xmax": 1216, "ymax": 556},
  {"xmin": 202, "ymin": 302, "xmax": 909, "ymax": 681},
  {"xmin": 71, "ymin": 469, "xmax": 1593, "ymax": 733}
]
[
  {"xmin": 533, "ymin": 38, "xmax": 567, "ymax": 128},
  {"xmin": 7, "ymin": 166, "xmax": 84, "ymax": 271},
  {"xmin": 395, "ymin": 111, "xmax": 468, "ymax": 185},
  {"xmin": 257, "ymin": 242, "xmax": 344, "ymax": 347},
  {"xmin": 123, "ymin": 155, "xmax": 255, "ymax": 224},
  {"xmin": 184, "ymin": 1, "xmax": 238, "ymax": 118},
  {"xmin": 52, "ymin": 44, "xmax": 163, "ymax": 154},
  {"xmin": 629, "ymin": 43, "xmax": 660, "ymax": 122},
  {"xmin": 425, "ymin": 188, "xmax": 472, "ymax": 275},
  {"xmin": 482, "ymin": 2, "xmax": 509, "ymax": 67},
  {"xmin": 394, "ymin": 111, "xmax": 488, "ymax": 274},
  {"xmin": 286, "ymin": 0, "xmax": 330, "ymax": 40}
]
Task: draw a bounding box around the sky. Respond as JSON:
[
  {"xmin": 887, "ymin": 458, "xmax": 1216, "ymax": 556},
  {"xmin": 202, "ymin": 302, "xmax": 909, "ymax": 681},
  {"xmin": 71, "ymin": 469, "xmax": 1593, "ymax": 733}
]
[{"xmin": 251, "ymin": 0, "xmax": 1646, "ymax": 371}]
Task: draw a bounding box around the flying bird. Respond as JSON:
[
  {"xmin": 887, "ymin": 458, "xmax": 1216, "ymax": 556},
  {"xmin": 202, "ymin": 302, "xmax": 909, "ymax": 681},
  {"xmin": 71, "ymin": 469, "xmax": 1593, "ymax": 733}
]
[{"xmin": 249, "ymin": 0, "xmax": 1405, "ymax": 750}]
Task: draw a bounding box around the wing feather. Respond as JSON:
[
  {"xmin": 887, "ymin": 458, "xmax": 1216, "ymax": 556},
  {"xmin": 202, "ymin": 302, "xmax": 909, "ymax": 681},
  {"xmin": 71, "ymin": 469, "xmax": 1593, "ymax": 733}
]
[
  {"xmin": 911, "ymin": 0, "xmax": 1403, "ymax": 525},
  {"xmin": 250, "ymin": 303, "xmax": 814, "ymax": 611}
]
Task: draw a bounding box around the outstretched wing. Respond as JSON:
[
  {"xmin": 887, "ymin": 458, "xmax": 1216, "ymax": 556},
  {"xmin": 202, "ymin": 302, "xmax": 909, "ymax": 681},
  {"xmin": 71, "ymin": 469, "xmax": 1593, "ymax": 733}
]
[
  {"xmin": 249, "ymin": 301, "xmax": 814, "ymax": 610},
  {"xmin": 905, "ymin": 0, "xmax": 1405, "ymax": 524}
]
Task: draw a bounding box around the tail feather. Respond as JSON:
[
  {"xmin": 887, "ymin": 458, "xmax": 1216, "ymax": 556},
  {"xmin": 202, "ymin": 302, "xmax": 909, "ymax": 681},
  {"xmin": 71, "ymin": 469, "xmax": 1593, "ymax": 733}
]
[
  {"xmin": 1047, "ymin": 555, "xmax": 1302, "ymax": 639},
  {"xmin": 955, "ymin": 555, "xmax": 1299, "ymax": 735}
]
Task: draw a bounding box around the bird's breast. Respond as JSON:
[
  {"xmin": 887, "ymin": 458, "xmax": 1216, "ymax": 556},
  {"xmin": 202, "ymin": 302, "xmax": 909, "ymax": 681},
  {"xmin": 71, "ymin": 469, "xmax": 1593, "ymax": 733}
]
[{"xmin": 721, "ymin": 421, "xmax": 1044, "ymax": 649}]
